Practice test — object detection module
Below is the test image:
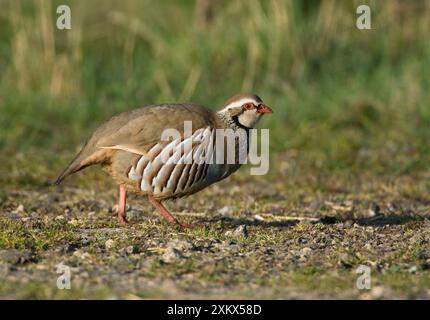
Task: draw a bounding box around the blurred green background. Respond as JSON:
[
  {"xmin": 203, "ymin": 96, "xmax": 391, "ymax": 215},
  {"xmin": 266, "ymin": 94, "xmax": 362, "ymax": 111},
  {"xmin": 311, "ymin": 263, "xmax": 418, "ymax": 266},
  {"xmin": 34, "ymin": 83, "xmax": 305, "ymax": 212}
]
[{"xmin": 0, "ymin": 0, "xmax": 429, "ymax": 185}]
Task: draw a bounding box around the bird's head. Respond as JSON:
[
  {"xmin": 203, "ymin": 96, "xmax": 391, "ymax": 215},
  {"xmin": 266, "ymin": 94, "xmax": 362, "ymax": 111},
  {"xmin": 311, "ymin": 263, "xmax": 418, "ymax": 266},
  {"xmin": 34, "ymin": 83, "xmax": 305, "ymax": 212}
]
[{"xmin": 219, "ymin": 94, "xmax": 272, "ymax": 129}]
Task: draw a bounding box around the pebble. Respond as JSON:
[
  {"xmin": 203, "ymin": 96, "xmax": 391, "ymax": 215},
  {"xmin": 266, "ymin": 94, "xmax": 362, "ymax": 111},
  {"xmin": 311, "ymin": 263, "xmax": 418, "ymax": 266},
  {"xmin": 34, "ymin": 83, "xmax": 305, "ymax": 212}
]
[
  {"xmin": 297, "ymin": 237, "xmax": 308, "ymax": 244},
  {"xmin": 105, "ymin": 239, "xmax": 116, "ymax": 250},
  {"xmin": 214, "ymin": 240, "xmax": 240, "ymax": 252},
  {"xmin": 165, "ymin": 239, "xmax": 193, "ymax": 251},
  {"xmin": 369, "ymin": 286, "xmax": 386, "ymax": 299},
  {"xmin": 225, "ymin": 225, "xmax": 248, "ymax": 238},
  {"xmin": 73, "ymin": 250, "xmax": 92, "ymax": 261},
  {"xmin": 300, "ymin": 247, "xmax": 312, "ymax": 256},
  {"xmin": 218, "ymin": 206, "xmax": 234, "ymax": 215},
  {"xmin": 368, "ymin": 203, "xmax": 381, "ymax": 217},
  {"xmin": 12, "ymin": 204, "xmax": 25, "ymax": 214},
  {"xmin": 364, "ymin": 243, "xmax": 372, "ymax": 251},
  {"xmin": 344, "ymin": 220, "xmax": 354, "ymax": 227},
  {"xmin": 242, "ymin": 208, "xmax": 253, "ymax": 216},
  {"xmin": 161, "ymin": 247, "xmax": 183, "ymax": 263},
  {"xmin": 254, "ymin": 214, "xmax": 265, "ymax": 222},
  {"xmin": 69, "ymin": 219, "xmax": 79, "ymax": 226},
  {"xmin": 125, "ymin": 245, "xmax": 138, "ymax": 255}
]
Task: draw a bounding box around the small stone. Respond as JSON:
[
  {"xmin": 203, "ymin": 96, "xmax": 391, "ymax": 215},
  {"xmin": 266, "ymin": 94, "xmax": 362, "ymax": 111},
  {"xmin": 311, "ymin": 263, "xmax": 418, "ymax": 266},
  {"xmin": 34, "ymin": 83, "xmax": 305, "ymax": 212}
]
[
  {"xmin": 370, "ymin": 286, "xmax": 385, "ymax": 299},
  {"xmin": 297, "ymin": 237, "xmax": 308, "ymax": 244},
  {"xmin": 81, "ymin": 235, "xmax": 94, "ymax": 246},
  {"xmin": 300, "ymin": 247, "xmax": 312, "ymax": 256},
  {"xmin": 73, "ymin": 250, "xmax": 92, "ymax": 261},
  {"xmin": 12, "ymin": 204, "xmax": 25, "ymax": 214},
  {"xmin": 125, "ymin": 245, "xmax": 138, "ymax": 255},
  {"xmin": 408, "ymin": 266, "xmax": 417, "ymax": 274},
  {"xmin": 225, "ymin": 225, "xmax": 248, "ymax": 238},
  {"xmin": 161, "ymin": 247, "xmax": 183, "ymax": 263},
  {"xmin": 218, "ymin": 206, "xmax": 233, "ymax": 215},
  {"xmin": 214, "ymin": 240, "xmax": 240, "ymax": 252},
  {"xmin": 368, "ymin": 203, "xmax": 381, "ymax": 217},
  {"xmin": 339, "ymin": 253, "xmax": 353, "ymax": 268},
  {"xmin": 242, "ymin": 208, "xmax": 253, "ymax": 216},
  {"xmin": 105, "ymin": 239, "xmax": 116, "ymax": 250},
  {"xmin": 344, "ymin": 220, "xmax": 354, "ymax": 227},
  {"xmin": 254, "ymin": 214, "xmax": 265, "ymax": 222},
  {"xmin": 231, "ymin": 186, "xmax": 240, "ymax": 194},
  {"xmin": 55, "ymin": 215, "xmax": 65, "ymax": 221},
  {"xmin": 166, "ymin": 239, "xmax": 193, "ymax": 251},
  {"xmin": 69, "ymin": 219, "xmax": 79, "ymax": 226}
]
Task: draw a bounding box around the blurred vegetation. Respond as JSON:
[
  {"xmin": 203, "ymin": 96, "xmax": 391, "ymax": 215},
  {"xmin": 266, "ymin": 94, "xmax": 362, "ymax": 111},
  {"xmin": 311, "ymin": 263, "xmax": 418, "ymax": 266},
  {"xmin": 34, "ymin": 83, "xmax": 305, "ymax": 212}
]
[{"xmin": 0, "ymin": 0, "xmax": 429, "ymax": 180}]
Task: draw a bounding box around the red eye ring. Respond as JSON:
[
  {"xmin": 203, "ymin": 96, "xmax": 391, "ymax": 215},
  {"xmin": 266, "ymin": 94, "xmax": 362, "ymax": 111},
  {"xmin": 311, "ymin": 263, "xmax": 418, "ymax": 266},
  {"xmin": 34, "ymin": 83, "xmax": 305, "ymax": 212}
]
[{"xmin": 243, "ymin": 103, "xmax": 254, "ymax": 110}]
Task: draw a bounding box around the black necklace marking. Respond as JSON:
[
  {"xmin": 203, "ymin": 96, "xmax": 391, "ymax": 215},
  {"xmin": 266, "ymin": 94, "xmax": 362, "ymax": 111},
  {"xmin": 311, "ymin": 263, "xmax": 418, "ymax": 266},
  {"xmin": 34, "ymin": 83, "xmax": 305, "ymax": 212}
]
[{"xmin": 232, "ymin": 115, "xmax": 252, "ymax": 132}]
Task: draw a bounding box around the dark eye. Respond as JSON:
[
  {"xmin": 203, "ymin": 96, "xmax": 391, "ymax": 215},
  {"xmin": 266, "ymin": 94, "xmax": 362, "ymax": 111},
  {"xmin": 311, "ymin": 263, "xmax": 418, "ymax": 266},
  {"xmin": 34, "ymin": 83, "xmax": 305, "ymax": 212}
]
[{"xmin": 243, "ymin": 103, "xmax": 254, "ymax": 110}]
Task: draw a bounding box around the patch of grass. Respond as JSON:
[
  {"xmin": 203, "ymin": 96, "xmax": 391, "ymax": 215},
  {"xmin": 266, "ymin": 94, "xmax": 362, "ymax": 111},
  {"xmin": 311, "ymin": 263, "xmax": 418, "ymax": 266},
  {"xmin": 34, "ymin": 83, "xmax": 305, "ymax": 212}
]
[
  {"xmin": 0, "ymin": 217, "xmax": 78, "ymax": 251},
  {"xmin": 287, "ymin": 267, "xmax": 353, "ymax": 292},
  {"xmin": 0, "ymin": 282, "xmax": 114, "ymax": 299}
]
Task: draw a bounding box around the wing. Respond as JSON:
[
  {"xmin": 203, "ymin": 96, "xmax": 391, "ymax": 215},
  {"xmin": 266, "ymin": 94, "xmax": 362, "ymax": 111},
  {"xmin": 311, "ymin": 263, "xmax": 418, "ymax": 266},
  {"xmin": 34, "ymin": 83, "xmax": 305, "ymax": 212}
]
[
  {"xmin": 94, "ymin": 104, "xmax": 219, "ymax": 155},
  {"xmin": 126, "ymin": 126, "xmax": 215, "ymax": 198}
]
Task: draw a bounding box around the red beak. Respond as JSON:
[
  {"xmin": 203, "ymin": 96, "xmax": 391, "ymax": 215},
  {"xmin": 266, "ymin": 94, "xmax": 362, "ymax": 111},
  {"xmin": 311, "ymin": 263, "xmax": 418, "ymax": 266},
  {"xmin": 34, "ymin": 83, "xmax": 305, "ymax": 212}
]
[{"xmin": 257, "ymin": 104, "xmax": 273, "ymax": 114}]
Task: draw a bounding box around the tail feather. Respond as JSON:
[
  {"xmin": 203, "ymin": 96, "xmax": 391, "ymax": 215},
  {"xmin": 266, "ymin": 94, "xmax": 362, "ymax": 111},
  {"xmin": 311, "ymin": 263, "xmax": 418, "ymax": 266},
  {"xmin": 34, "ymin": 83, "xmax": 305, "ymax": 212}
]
[
  {"xmin": 54, "ymin": 147, "xmax": 113, "ymax": 185},
  {"xmin": 54, "ymin": 163, "xmax": 90, "ymax": 185},
  {"xmin": 54, "ymin": 149, "xmax": 87, "ymax": 185}
]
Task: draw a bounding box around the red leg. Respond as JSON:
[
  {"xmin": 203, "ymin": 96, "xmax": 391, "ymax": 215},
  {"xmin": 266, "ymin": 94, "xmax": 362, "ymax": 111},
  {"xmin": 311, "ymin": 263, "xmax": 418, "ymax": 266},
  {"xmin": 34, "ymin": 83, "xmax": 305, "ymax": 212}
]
[
  {"xmin": 148, "ymin": 196, "xmax": 192, "ymax": 228},
  {"xmin": 117, "ymin": 185, "xmax": 128, "ymax": 225}
]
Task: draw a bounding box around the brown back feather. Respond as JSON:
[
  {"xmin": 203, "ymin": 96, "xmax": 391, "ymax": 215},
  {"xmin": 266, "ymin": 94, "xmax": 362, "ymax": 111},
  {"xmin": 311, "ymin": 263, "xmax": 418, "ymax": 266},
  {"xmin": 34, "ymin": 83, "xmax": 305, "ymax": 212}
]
[{"xmin": 55, "ymin": 104, "xmax": 221, "ymax": 184}]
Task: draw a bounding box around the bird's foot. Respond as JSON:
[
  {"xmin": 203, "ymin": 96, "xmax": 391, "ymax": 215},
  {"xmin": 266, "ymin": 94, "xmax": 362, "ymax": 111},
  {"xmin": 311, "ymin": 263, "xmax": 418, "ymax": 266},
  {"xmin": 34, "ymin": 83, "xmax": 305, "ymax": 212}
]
[
  {"xmin": 118, "ymin": 214, "xmax": 129, "ymax": 225},
  {"xmin": 148, "ymin": 196, "xmax": 194, "ymax": 229}
]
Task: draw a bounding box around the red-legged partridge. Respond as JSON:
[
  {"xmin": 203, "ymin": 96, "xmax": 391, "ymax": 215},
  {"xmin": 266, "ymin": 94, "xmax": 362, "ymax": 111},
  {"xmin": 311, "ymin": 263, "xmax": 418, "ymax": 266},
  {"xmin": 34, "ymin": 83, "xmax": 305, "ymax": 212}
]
[{"xmin": 55, "ymin": 94, "xmax": 272, "ymax": 227}]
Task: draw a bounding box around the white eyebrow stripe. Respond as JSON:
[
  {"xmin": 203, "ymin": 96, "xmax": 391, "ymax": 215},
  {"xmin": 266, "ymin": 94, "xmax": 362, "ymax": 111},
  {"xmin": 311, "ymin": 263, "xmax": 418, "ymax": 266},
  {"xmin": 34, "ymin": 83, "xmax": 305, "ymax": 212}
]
[{"xmin": 221, "ymin": 98, "xmax": 259, "ymax": 111}]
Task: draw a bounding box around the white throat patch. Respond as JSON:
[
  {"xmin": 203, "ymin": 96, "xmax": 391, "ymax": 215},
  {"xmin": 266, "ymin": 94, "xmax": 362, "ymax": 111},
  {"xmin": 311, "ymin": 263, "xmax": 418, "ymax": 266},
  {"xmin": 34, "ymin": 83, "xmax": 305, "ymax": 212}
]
[{"xmin": 237, "ymin": 109, "xmax": 260, "ymax": 128}]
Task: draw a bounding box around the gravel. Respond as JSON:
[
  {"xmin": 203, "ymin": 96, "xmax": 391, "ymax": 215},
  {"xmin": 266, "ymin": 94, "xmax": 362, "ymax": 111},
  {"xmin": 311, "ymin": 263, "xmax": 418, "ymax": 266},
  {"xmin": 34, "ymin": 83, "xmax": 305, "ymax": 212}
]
[{"xmin": 1, "ymin": 171, "xmax": 430, "ymax": 299}]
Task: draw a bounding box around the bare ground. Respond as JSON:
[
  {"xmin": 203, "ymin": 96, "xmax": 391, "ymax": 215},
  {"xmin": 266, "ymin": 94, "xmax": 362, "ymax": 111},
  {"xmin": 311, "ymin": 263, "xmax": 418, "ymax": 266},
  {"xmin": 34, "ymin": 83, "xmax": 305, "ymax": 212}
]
[{"xmin": 0, "ymin": 156, "xmax": 430, "ymax": 299}]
